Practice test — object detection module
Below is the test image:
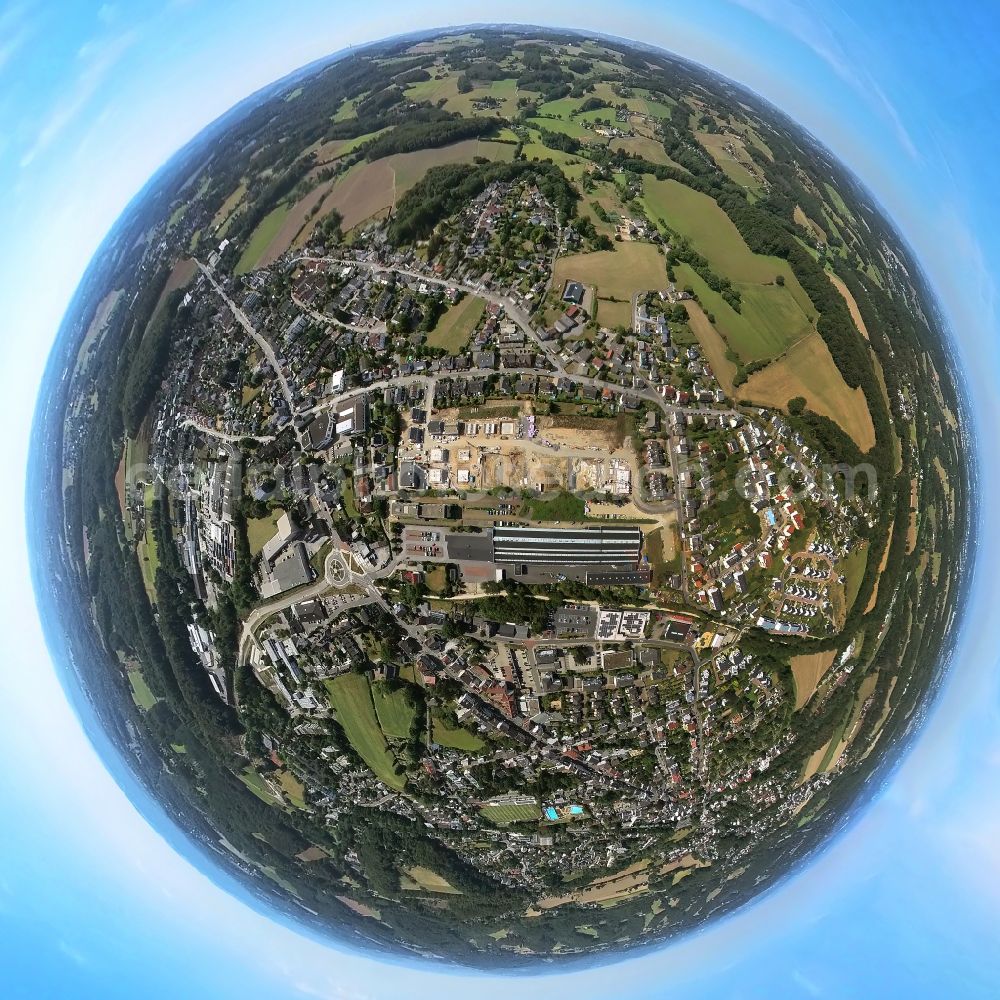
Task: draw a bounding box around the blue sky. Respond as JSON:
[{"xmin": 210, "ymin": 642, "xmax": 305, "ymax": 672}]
[{"xmin": 2, "ymin": 2, "xmax": 999, "ymax": 997}]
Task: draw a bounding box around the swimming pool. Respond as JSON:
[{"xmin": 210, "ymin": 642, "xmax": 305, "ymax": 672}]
[{"xmin": 544, "ymin": 807, "xmax": 558, "ymax": 821}]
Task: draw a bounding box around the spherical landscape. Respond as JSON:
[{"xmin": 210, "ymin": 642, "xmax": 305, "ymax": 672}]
[{"xmin": 32, "ymin": 26, "xmax": 970, "ymax": 967}]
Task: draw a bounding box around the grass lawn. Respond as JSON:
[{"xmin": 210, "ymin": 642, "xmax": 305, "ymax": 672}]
[
  {"xmin": 234, "ymin": 203, "xmax": 291, "ymax": 275},
  {"xmin": 426, "ymin": 294, "xmax": 486, "ymax": 352},
  {"xmin": 525, "ymin": 491, "xmax": 586, "ymax": 522},
  {"xmin": 431, "ymin": 712, "xmax": 485, "ymax": 752},
  {"xmin": 325, "ymin": 674, "xmax": 405, "ymax": 789},
  {"xmin": 127, "ymin": 670, "xmax": 157, "ymax": 711},
  {"xmin": 371, "ymin": 681, "xmax": 418, "ymax": 739},
  {"xmin": 479, "ymin": 802, "xmax": 541, "ymax": 825},
  {"xmin": 341, "ymin": 473, "xmax": 360, "ymax": 519},
  {"xmin": 425, "ymin": 565, "xmax": 449, "ymax": 595},
  {"xmin": 137, "ymin": 482, "xmax": 159, "ymax": 603},
  {"xmin": 246, "ymin": 509, "xmax": 283, "ymax": 557}
]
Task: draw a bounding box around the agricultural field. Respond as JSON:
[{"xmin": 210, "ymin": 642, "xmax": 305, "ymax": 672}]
[
  {"xmin": 426, "ymin": 294, "xmax": 486, "ymax": 353},
  {"xmin": 553, "ymin": 243, "xmax": 666, "ymax": 325},
  {"xmin": 678, "ymin": 294, "xmax": 738, "ymax": 390},
  {"xmin": 694, "ymin": 131, "xmax": 763, "ymax": 193},
  {"xmin": 827, "ymin": 271, "xmax": 870, "ymax": 340},
  {"xmin": 791, "ymin": 650, "xmax": 837, "ymax": 710},
  {"xmin": 324, "ymin": 674, "xmax": 405, "ymax": 789},
  {"xmin": 309, "ymin": 138, "xmax": 514, "ymax": 236},
  {"xmin": 275, "ymin": 770, "xmax": 307, "ymax": 809},
  {"xmin": 740, "ymin": 332, "xmax": 877, "ymax": 451},
  {"xmin": 211, "ymin": 180, "xmax": 247, "ymax": 235},
  {"xmin": 234, "ymin": 204, "xmax": 291, "ymax": 275},
  {"xmin": 401, "ymin": 866, "xmax": 461, "ymax": 894}
]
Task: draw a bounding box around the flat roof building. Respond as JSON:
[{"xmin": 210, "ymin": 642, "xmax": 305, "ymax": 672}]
[{"xmin": 492, "ymin": 526, "xmax": 642, "ymax": 566}]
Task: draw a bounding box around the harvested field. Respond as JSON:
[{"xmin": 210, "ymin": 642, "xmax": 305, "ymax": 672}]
[
  {"xmin": 795, "ymin": 205, "xmax": 827, "ymax": 243},
  {"xmin": 695, "ymin": 131, "xmax": 762, "ymax": 191},
  {"xmin": 552, "ymin": 243, "xmax": 666, "ymax": 320},
  {"xmin": 536, "ymin": 860, "xmax": 651, "ymax": 910},
  {"xmin": 791, "ymin": 650, "xmax": 837, "ymax": 710},
  {"xmin": 865, "ymin": 523, "xmax": 893, "ymax": 613},
  {"xmin": 740, "ymin": 332, "xmax": 876, "ymax": 451},
  {"xmin": 682, "ymin": 299, "xmax": 737, "ymax": 393},
  {"xmin": 402, "ymin": 866, "xmax": 461, "ymax": 894},
  {"xmin": 255, "ymin": 179, "xmax": 337, "ymax": 268},
  {"xmin": 828, "ymin": 271, "xmax": 869, "ymax": 340},
  {"xmin": 313, "ymin": 138, "xmax": 514, "ymax": 234}
]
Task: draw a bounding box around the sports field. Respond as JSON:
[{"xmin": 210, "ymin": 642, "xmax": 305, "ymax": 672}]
[
  {"xmin": 479, "ymin": 802, "xmax": 541, "ymax": 825},
  {"xmin": 426, "ymin": 294, "xmax": 486, "ymax": 352},
  {"xmin": 325, "ymin": 674, "xmax": 405, "ymax": 789},
  {"xmin": 739, "ymin": 332, "xmax": 876, "ymax": 451},
  {"xmin": 128, "ymin": 669, "xmax": 157, "ymax": 711}
]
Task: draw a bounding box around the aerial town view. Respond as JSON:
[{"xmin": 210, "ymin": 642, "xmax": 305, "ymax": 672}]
[{"xmin": 36, "ymin": 26, "xmax": 970, "ymax": 965}]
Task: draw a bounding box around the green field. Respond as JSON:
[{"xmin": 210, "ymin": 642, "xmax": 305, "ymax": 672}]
[
  {"xmin": 128, "ymin": 670, "xmax": 157, "ymax": 711},
  {"xmin": 525, "ymin": 491, "xmax": 586, "ymax": 522},
  {"xmin": 234, "ymin": 203, "xmax": 291, "ymax": 275},
  {"xmin": 673, "ymin": 262, "xmax": 814, "ymax": 364},
  {"xmin": 137, "ymin": 482, "xmax": 159, "ymax": 601},
  {"xmin": 371, "ymin": 681, "xmax": 418, "ymax": 739},
  {"xmin": 240, "ymin": 768, "xmax": 283, "ymax": 806},
  {"xmin": 246, "ymin": 509, "xmax": 283, "ymax": 557},
  {"xmin": 640, "ymin": 178, "xmax": 816, "ymax": 357},
  {"xmin": 325, "ymin": 674, "xmax": 405, "ymax": 789},
  {"xmin": 426, "ymin": 295, "xmax": 486, "ymax": 353},
  {"xmin": 527, "ymin": 116, "xmax": 598, "ymax": 142},
  {"xmin": 479, "ymin": 802, "xmax": 541, "ymax": 825},
  {"xmin": 431, "ymin": 712, "xmax": 485, "ymax": 752}
]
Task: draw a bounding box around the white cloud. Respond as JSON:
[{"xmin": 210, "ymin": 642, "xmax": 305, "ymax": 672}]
[
  {"xmin": 0, "ymin": 2, "xmax": 35, "ymax": 73},
  {"xmin": 730, "ymin": 0, "xmax": 919, "ymax": 159},
  {"xmin": 19, "ymin": 28, "xmax": 138, "ymax": 168}
]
